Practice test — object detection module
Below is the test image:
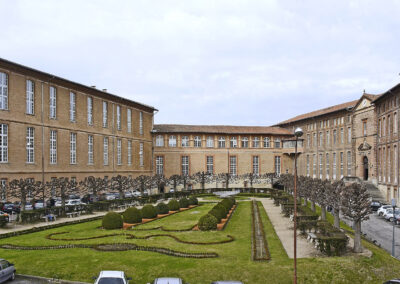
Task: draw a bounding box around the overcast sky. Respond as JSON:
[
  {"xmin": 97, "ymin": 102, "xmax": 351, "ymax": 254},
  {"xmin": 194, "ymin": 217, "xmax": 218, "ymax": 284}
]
[{"xmin": 2, "ymin": 0, "xmax": 400, "ymax": 126}]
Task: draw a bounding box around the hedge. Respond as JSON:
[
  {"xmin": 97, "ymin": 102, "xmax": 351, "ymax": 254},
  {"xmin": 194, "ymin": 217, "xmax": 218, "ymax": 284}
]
[
  {"xmin": 102, "ymin": 212, "xmax": 123, "ymax": 230},
  {"xmin": 179, "ymin": 197, "xmax": 189, "ymax": 208},
  {"xmin": 188, "ymin": 196, "xmax": 198, "ymax": 206},
  {"xmin": 122, "ymin": 207, "xmax": 142, "ymax": 224},
  {"xmin": 156, "ymin": 202, "xmax": 170, "ymax": 215},
  {"xmin": 141, "ymin": 205, "xmax": 157, "ymax": 219},
  {"xmin": 168, "ymin": 199, "xmax": 180, "ymax": 211},
  {"xmin": 198, "ymin": 214, "xmax": 218, "ymax": 231}
]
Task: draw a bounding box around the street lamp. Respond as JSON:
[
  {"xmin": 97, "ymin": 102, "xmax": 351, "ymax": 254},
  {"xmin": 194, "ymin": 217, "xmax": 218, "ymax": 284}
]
[
  {"xmin": 392, "ymin": 198, "xmax": 397, "ymax": 257},
  {"xmin": 293, "ymin": 127, "xmax": 303, "ymax": 284}
]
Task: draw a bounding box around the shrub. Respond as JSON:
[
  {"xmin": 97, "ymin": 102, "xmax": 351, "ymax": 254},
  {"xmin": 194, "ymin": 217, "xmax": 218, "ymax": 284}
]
[
  {"xmin": 188, "ymin": 196, "xmax": 198, "ymax": 206},
  {"xmin": 156, "ymin": 202, "xmax": 169, "ymax": 215},
  {"xmin": 214, "ymin": 203, "xmax": 228, "ymax": 216},
  {"xmin": 209, "ymin": 208, "xmax": 225, "ymax": 223},
  {"xmin": 228, "ymin": 197, "xmax": 236, "ymax": 205},
  {"xmin": 141, "ymin": 204, "xmax": 157, "ymax": 219},
  {"xmin": 102, "ymin": 212, "xmax": 123, "ymax": 230},
  {"xmin": 221, "ymin": 199, "xmax": 233, "ymax": 211},
  {"xmin": 179, "ymin": 197, "xmax": 189, "ymax": 208},
  {"xmin": 198, "ymin": 214, "xmax": 218, "ymax": 231},
  {"xmin": 168, "ymin": 199, "xmax": 180, "ymax": 211},
  {"xmin": 122, "ymin": 207, "xmax": 142, "ymax": 224},
  {"xmin": 0, "ymin": 215, "xmax": 7, "ymax": 228}
]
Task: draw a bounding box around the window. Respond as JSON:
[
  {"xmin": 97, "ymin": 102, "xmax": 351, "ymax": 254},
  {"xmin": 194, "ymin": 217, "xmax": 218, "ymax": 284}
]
[
  {"xmin": 307, "ymin": 134, "xmax": 310, "ymax": 148},
  {"xmin": 241, "ymin": 137, "xmax": 249, "ymax": 148},
  {"xmin": 49, "ymin": 87, "xmax": 57, "ymax": 119},
  {"xmin": 0, "ymin": 124, "xmax": 7, "ymax": 162},
  {"xmin": 340, "ymin": 128, "xmax": 344, "ymax": 144},
  {"xmin": 313, "ymin": 154, "xmax": 316, "ymax": 178},
  {"xmin": 206, "ymin": 156, "xmax": 213, "ymax": 174},
  {"xmin": 313, "ymin": 133, "xmax": 316, "ymax": 147},
  {"xmin": 218, "ymin": 136, "xmax": 226, "ymax": 148},
  {"xmin": 388, "ymin": 147, "xmax": 391, "ymax": 183},
  {"xmin": 379, "ymin": 119, "xmax": 381, "ymax": 137},
  {"xmin": 395, "ymin": 113, "xmax": 398, "ymax": 133},
  {"xmin": 274, "ymin": 138, "xmax": 281, "ymax": 148},
  {"xmin": 26, "ymin": 80, "xmax": 34, "ymax": 115},
  {"xmin": 139, "ymin": 111, "xmax": 143, "ymax": 135},
  {"xmin": 116, "ymin": 105, "xmax": 121, "ymax": 130},
  {"xmin": 274, "ymin": 156, "xmax": 281, "ymax": 176},
  {"xmin": 340, "ymin": 152, "xmax": 344, "ymax": 178},
  {"xmin": 253, "ymin": 156, "xmax": 259, "ymax": 176},
  {"xmin": 156, "ymin": 135, "xmax": 164, "ymax": 147},
  {"xmin": 103, "ymin": 137, "xmax": 108, "ymax": 165},
  {"xmin": 347, "ymin": 151, "xmax": 351, "ymax": 176},
  {"xmin": 139, "ymin": 142, "xmax": 144, "ymax": 166},
  {"xmin": 383, "ymin": 147, "xmax": 386, "ymax": 182},
  {"xmin": 194, "ymin": 136, "xmax": 202, "ymax": 147},
  {"xmin": 306, "ymin": 155, "xmax": 310, "ymax": 176},
  {"xmin": 333, "ymin": 130, "xmax": 337, "ymax": 145},
  {"xmin": 229, "ymin": 156, "xmax": 237, "ymax": 176},
  {"xmin": 26, "ymin": 127, "xmax": 34, "ymax": 163},
  {"xmin": 363, "ymin": 121, "xmax": 367, "ymax": 136},
  {"xmin": 67, "ymin": 92, "xmax": 75, "ymax": 122},
  {"xmin": 230, "ymin": 137, "xmax": 237, "ymax": 148},
  {"xmin": 87, "ymin": 97, "xmax": 93, "ymax": 125},
  {"xmin": 253, "ymin": 137, "xmax": 260, "ymax": 148},
  {"xmin": 156, "ymin": 156, "xmax": 164, "ymax": 175},
  {"xmin": 182, "ymin": 156, "xmax": 189, "ymax": 176},
  {"xmin": 264, "ymin": 137, "xmax": 270, "ymax": 148},
  {"xmin": 319, "ymin": 154, "xmax": 323, "ymax": 179},
  {"xmin": 128, "ymin": 140, "xmax": 132, "ymax": 165},
  {"xmin": 395, "ymin": 146, "xmax": 398, "ymax": 184},
  {"xmin": 50, "ymin": 130, "xmax": 57, "ymax": 164},
  {"xmin": 0, "ymin": 72, "xmax": 8, "ymax": 110},
  {"xmin": 347, "ymin": 127, "xmax": 351, "ymax": 144},
  {"xmin": 326, "ymin": 131, "xmax": 330, "ymax": 146},
  {"xmin": 102, "ymin": 101, "xmax": 108, "ymax": 128},
  {"xmin": 319, "ymin": 132, "xmax": 323, "ymax": 147},
  {"xmin": 326, "ymin": 153, "xmax": 330, "ymax": 179},
  {"xmin": 333, "ymin": 153, "xmax": 337, "ymax": 179},
  {"xmin": 207, "ymin": 136, "xmax": 214, "ymax": 148},
  {"xmin": 127, "ymin": 109, "xmax": 132, "ymax": 133},
  {"xmin": 117, "ymin": 139, "xmax": 122, "ymax": 165},
  {"xmin": 88, "ymin": 135, "xmax": 94, "ymax": 164},
  {"xmin": 388, "ymin": 115, "xmax": 391, "ymax": 136},
  {"xmin": 70, "ymin": 132, "xmax": 76, "ymax": 165},
  {"xmin": 383, "ymin": 117, "xmax": 386, "ymax": 136},
  {"xmin": 181, "ymin": 136, "xmax": 189, "ymax": 147},
  {"xmin": 378, "ymin": 147, "xmax": 381, "ymax": 182},
  {"xmin": 169, "ymin": 135, "xmax": 177, "ymax": 147}
]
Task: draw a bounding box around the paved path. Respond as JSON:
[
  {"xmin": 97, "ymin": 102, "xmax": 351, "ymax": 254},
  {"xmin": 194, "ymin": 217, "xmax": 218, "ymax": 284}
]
[{"xmin": 256, "ymin": 198, "xmax": 322, "ymax": 258}]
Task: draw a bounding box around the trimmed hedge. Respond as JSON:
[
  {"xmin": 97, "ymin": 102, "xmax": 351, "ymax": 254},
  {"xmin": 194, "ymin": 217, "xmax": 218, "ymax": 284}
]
[
  {"xmin": 122, "ymin": 207, "xmax": 142, "ymax": 224},
  {"xmin": 102, "ymin": 212, "xmax": 123, "ymax": 230},
  {"xmin": 141, "ymin": 205, "xmax": 157, "ymax": 219},
  {"xmin": 168, "ymin": 199, "xmax": 180, "ymax": 211},
  {"xmin": 188, "ymin": 196, "xmax": 198, "ymax": 206},
  {"xmin": 209, "ymin": 208, "xmax": 225, "ymax": 223},
  {"xmin": 214, "ymin": 204, "xmax": 228, "ymax": 217},
  {"xmin": 198, "ymin": 214, "xmax": 218, "ymax": 231},
  {"xmin": 179, "ymin": 197, "xmax": 189, "ymax": 208},
  {"xmin": 156, "ymin": 202, "xmax": 170, "ymax": 215},
  {"xmin": 0, "ymin": 216, "xmax": 7, "ymax": 228}
]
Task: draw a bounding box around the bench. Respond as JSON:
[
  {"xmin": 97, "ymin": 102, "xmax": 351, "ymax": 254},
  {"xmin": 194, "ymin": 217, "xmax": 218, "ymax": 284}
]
[{"xmin": 41, "ymin": 214, "xmax": 57, "ymax": 222}]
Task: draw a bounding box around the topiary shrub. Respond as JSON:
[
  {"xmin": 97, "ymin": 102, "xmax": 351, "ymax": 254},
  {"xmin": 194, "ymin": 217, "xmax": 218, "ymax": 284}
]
[
  {"xmin": 168, "ymin": 199, "xmax": 180, "ymax": 211},
  {"xmin": 122, "ymin": 207, "xmax": 142, "ymax": 224},
  {"xmin": 221, "ymin": 199, "xmax": 233, "ymax": 211},
  {"xmin": 198, "ymin": 214, "xmax": 218, "ymax": 231},
  {"xmin": 179, "ymin": 197, "xmax": 189, "ymax": 208},
  {"xmin": 209, "ymin": 208, "xmax": 225, "ymax": 223},
  {"xmin": 214, "ymin": 203, "xmax": 228, "ymax": 217},
  {"xmin": 156, "ymin": 202, "xmax": 169, "ymax": 215},
  {"xmin": 228, "ymin": 197, "xmax": 236, "ymax": 205},
  {"xmin": 188, "ymin": 196, "xmax": 198, "ymax": 206},
  {"xmin": 141, "ymin": 204, "xmax": 157, "ymax": 219},
  {"xmin": 102, "ymin": 212, "xmax": 123, "ymax": 230}
]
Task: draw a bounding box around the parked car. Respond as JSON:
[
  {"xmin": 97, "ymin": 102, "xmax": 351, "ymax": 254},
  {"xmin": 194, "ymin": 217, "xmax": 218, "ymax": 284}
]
[
  {"xmin": 104, "ymin": 193, "xmax": 116, "ymax": 201},
  {"xmin": 2, "ymin": 203, "xmax": 19, "ymax": 214},
  {"xmin": 384, "ymin": 209, "xmax": 400, "ymax": 222},
  {"xmin": 152, "ymin": 278, "xmax": 183, "ymax": 284},
  {"xmin": 93, "ymin": 271, "xmax": 132, "ymax": 284},
  {"xmin": 132, "ymin": 191, "xmax": 142, "ymax": 197},
  {"xmin": 378, "ymin": 205, "xmax": 393, "ymax": 216},
  {"xmin": 111, "ymin": 192, "xmax": 121, "ymax": 199},
  {"xmin": 82, "ymin": 194, "xmax": 98, "ymax": 204},
  {"xmin": 0, "ymin": 258, "xmax": 15, "ymax": 283},
  {"xmin": 34, "ymin": 200, "xmax": 45, "ymax": 209},
  {"xmin": 211, "ymin": 282, "xmax": 244, "ymax": 284},
  {"xmin": 370, "ymin": 201, "xmax": 382, "ymax": 211},
  {"xmin": 384, "ymin": 279, "xmax": 400, "ymax": 283},
  {"xmin": 66, "ymin": 200, "xmax": 85, "ymax": 206},
  {"xmin": 0, "ymin": 211, "xmax": 9, "ymax": 222},
  {"xmin": 124, "ymin": 191, "xmax": 133, "ymax": 198},
  {"xmin": 24, "ymin": 202, "xmax": 33, "ymax": 211},
  {"xmin": 69, "ymin": 194, "xmax": 81, "ymax": 201}
]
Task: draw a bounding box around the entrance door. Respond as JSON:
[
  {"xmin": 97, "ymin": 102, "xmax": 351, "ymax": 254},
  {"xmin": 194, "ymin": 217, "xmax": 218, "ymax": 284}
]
[{"xmin": 363, "ymin": 156, "xmax": 369, "ymax": 181}]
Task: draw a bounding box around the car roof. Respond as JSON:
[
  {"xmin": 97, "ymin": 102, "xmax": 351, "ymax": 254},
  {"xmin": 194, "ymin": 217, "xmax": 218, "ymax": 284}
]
[
  {"xmin": 211, "ymin": 281, "xmax": 244, "ymax": 284},
  {"xmin": 154, "ymin": 277, "xmax": 183, "ymax": 284},
  {"xmin": 99, "ymin": 271, "xmax": 124, "ymax": 278}
]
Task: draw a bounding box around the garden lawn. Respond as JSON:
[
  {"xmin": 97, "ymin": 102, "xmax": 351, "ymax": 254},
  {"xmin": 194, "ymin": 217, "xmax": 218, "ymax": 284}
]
[{"xmin": 0, "ymin": 200, "xmax": 399, "ymax": 283}]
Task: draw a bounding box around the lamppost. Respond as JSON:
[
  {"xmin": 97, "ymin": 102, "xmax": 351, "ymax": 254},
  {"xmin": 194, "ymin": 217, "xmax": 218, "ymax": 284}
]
[
  {"xmin": 392, "ymin": 198, "xmax": 397, "ymax": 257},
  {"xmin": 293, "ymin": 127, "xmax": 303, "ymax": 284}
]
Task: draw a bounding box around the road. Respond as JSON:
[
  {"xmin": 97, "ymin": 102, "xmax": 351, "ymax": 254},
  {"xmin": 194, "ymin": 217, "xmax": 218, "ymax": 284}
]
[{"xmin": 342, "ymin": 212, "xmax": 400, "ymax": 259}]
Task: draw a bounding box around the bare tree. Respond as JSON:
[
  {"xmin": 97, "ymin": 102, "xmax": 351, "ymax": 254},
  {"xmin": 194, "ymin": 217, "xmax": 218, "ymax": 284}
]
[
  {"xmin": 132, "ymin": 175, "xmax": 152, "ymax": 195},
  {"xmin": 8, "ymin": 178, "xmax": 41, "ymax": 211},
  {"xmin": 79, "ymin": 176, "xmax": 107, "ymax": 200},
  {"xmin": 110, "ymin": 175, "xmax": 130, "ymax": 199},
  {"xmin": 316, "ymin": 179, "xmax": 331, "ymax": 221},
  {"xmin": 341, "ymin": 182, "xmax": 372, "ymax": 253},
  {"xmin": 168, "ymin": 175, "xmax": 181, "ymax": 193},
  {"xmin": 192, "ymin": 172, "xmax": 213, "ymax": 192},
  {"xmin": 46, "ymin": 177, "xmax": 78, "ymax": 209},
  {"xmin": 152, "ymin": 174, "xmax": 167, "ymax": 195},
  {"xmin": 309, "ymin": 178, "xmax": 320, "ymax": 212},
  {"xmin": 328, "ymin": 180, "xmax": 345, "ymax": 229}
]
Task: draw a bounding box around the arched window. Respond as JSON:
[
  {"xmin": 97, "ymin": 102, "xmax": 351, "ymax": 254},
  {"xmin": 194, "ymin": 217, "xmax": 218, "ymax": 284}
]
[
  {"xmin": 241, "ymin": 137, "xmax": 248, "ymax": 148},
  {"xmin": 230, "ymin": 137, "xmax": 237, "ymax": 148},
  {"xmin": 155, "ymin": 135, "xmax": 164, "ymax": 147},
  {"xmin": 218, "ymin": 137, "xmax": 226, "ymax": 148},
  {"xmin": 181, "ymin": 136, "xmax": 189, "ymax": 147},
  {"xmin": 263, "ymin": 137, "xmax": 270, "ymax": 148},
  {"xmin": 168, "ymin": 135, "xmax": 176, "ymax": 147},
  {"xmin": 194, "ymin": 136, "xmax": 202, "ymax": 147}
]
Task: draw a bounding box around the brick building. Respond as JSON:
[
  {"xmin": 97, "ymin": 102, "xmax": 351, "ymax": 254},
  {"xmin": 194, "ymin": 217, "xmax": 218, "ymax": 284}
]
[{"xmin": 0, "ymin": 58, "xmax": 156, "ymax": 199}]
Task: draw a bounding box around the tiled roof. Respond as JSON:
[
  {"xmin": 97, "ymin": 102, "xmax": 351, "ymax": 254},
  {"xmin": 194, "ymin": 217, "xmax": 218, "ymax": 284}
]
[
  {"xmin": 153, "ymin": 124, "xmax": 293, "ymax": 135},
  {"xmin": 363, "ymin": 93, "xmax": 380, "ymax": 101},
  {"xmin": 372, "ymin": 82, "xmax": 400, "ymax": 103},
  {"xmin": 276, "ymin": 100, "xmax": 359, "ymax": 126}
]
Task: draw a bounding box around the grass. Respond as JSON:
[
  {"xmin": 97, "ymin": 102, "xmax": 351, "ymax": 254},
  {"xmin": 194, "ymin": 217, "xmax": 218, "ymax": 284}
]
[
  {"xmin": 201, "ymin": 196, "xmax": 250, "ymax": 201},
  {"xmin": 0, "ymin": 200, "xmax": 399, "ymax": 283}
]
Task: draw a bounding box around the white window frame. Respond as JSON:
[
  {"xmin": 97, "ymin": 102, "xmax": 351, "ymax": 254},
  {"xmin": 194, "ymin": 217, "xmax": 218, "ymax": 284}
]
[
  {"xmin": 340, "ymin": 128, "xmax": 344, "ymax": 144},
  {"xmin": 49, "ymin": 87, "xmax": 57, "ymax": 119},
  {"xmin": 253, "ymin": 137, "xmax": 260, "ymax": 148},
  {"xmin": 347, "ymin": 127, "xmax": 351, "ymax": 144},
  {"xmin": 69, "ymin": 92, "xmax": 76, "ymax": 122},
  {"xmin": 26, "ymin": 80, "xmax": 34, "ymax": 115},
  {"xmin": 230, "ymin": 137, "xmax": 237, "ymax": 148},
  {"xmin": 26, "ymin": 127, "xmax": 34, "ymax": 163},
  {"xmin": 156, "ymin": 135, "xmax": 164, "ymax": 147},
  {"xmin": 128, "ymin": 140, "xmax": 132, "ymax": 165},
  {"xmin": 319, "ymin": 153, "xmax": 323, "ymax": 179},
  {"xmin": 242, "ymin": 137, "xmax": 249, "ymax": 148},
  {"xmin": 0, "ymin": 124, "xmax": 8, "ymax": 162},
  {"xmin": 117, "ymin": 139, "xmax": 122, "ymax": 165},
  {"xmin": 229, "ymin": 156, "xmax": 237, "ymax": 176},
  {"xmin": 102, "ymin": 101, "xmax": 108, "ymax": 128},
  {"xmin": 127, "ymin": 109, "xmax": 132, "ymax": 133},
  {"xmin": 206, "ymin": 136, "xmax": 214, "ymax": 148},
  {"xmin": 139, "ymin": 111, "xmax": 143, "ymax": 135},
  {"xmin": 182, "ymin": 156, "xmax": 189, "ymax": 176},
  {"xmin": 306, "ymin": 155, "xmax": 310, "ymax": 177},
  {"xmin": 103, "ymin": 137, "xmax": 109, "ymax": 165},
  {"xmin": 117, "ymin": 105, "xmax": 121, "ymax": 130},
  {"xmin": 70, "ymin": 132, "xmax": 76, "ymax": 165},
  {"xmin": 88, "ymin": 135, "xmax": 94, "ymax": 165},
  {"xmin": 264, "ymin": 137, "xmax": 270, "ymax": 148},
  {"xmin": 218, "ymin": 136, "xmax": 226, "ymax": 148},
  {"xmin": 347, "ymin": 151, "xmax": 351, "ymax": 176},
  {"xmin": 87, "ymin": 97, "xmax": 93, "ymax": 125},
  {"xmin": 0, "ymin": 72, "xmax": 8, "ymax": 110},
  {"xmin": 313, "ymin": 154, "xmax": 316, "ymax": 178},
  {"xmin": 194, "ymin": 136, "xmax": 202, "ymax": 147},
  {"xmin": 50, "ymin": 130, "xmax": 57, "ymax": 164},
  {"xmin": 275, "ymin": 156, "xmax": 281, "ymax": 176},
  {"xmin": 253, "ymin": 156, "xmax": 259, "ymax": 176},
  {"xmin": 340, "ymin": 152, "xmax": 344, "ymax": 178},
  {"xmin": 156, "ymin": 156, "xmax": 164, "ymax": 175},
  {"xmin": 326, "ymin": 153, "xmax": 330, "ymax": 179},
  {"xmin": 169, "ymin": 135, "xmax": 177, "ymax": 147},
  {"xmin": 181, "ymin": 136, "xmax": 189, "ymax": 147},
  {"xmin": 206, "ymin": 156, "xmax": 213, "ymax": 174},
  {"xmin": 274, "ymin": 138, "xmax": 281, "ymax": 148},
  {"xmin": 139, "ymin": 142, "xmax": 144, "ymax": 167},
  {"xmin": 326, "ymin": 131, "xmax": 330, "ymax": 146}
]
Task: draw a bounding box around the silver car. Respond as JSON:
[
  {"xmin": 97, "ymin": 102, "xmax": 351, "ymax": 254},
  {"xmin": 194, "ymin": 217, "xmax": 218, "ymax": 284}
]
[
  {"xmin": 0, "ymin": 259, "xmax": 15, "ymax": 283},
  {"xmin": 211, "ymin": 282, "xmax": 244, "ymax": 284},
  {"xmin": 152, "ymin": 278, "xmax": 183, "ymax": 284}
]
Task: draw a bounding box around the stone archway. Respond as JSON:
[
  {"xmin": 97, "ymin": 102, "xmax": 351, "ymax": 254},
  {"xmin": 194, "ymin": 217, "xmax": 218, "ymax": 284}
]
[{"xmin": 363, "ymin": 156, "xmax": 369, "ymax": 181}]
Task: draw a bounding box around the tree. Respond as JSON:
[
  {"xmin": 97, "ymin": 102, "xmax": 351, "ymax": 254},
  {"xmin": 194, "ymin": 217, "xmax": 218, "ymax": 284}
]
[
  {"xmin": 328, "ymin": 180, "xmax": 345, "ymax": 229},
  {"xmin": 8, "ymin": 178, "xmax": 41, "ymax": 211},
  {"xmin": 132, "ymin": 175, "xmax": 151, "ymax": 195},
  {"xmin": 168, "ymin": 175, "xmax": 181, "ymax": 193},
  {"xmin": 152, "ymin": 174, "xmax": 167, "ymax": 195},
  {"xmin": 309, "ymin": 178, "xmax": 320, "ymax": 212},
  {"xmin": 46, "ymin": 177, "xmax": 78, "ymax": 210},
  {"xmin": 110, "ymin": 175, "xmax": 130, "ymax": 199},
  {"xmin": 316, "ymin": 179, "xmax": 330, "ymax": 221},
  {"xmin": 79, "ymin": 176, "xmax": 107, "ymax": 200},
  {"xmin": 341, "ymin": 182, "xmax": 372, "ymax": 253},
  {"xmin": 192, "ymin": 172, "xmax": 213, "ymax": 192}
]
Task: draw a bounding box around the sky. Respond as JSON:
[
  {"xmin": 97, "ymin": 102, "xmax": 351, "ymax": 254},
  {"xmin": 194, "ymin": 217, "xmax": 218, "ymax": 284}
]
[{"xmin": 1, "ymin": 0, "xmax": 400, "ymax": 126}]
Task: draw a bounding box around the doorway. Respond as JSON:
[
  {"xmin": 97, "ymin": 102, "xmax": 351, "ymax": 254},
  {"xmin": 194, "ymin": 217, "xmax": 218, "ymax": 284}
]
[{"xmin": 363, "ymin": 156, "xmax": 369, "ymax": 181}]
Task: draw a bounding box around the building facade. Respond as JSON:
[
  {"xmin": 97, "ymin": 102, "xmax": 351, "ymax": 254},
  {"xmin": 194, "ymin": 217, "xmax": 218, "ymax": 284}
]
[{"xmin": 0, "ymin": 58, "xmax": 156, "ymax": 197}]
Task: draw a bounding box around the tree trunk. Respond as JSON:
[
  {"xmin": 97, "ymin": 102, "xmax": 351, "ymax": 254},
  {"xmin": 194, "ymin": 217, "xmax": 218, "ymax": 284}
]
[
  {"xmin": 334, "ymin": 208, "xmax": 340, "ymax": 229},
  {"xmin": 353, "ymin": 219, "xmax": 363, "ymax": 253},
  {"xmin": 321, "ymin": 206, "xmax": 326, "ymax": 220},
  {"xmin": 311, "ymin": 201, "xmax": 316, "ymax": 212}
]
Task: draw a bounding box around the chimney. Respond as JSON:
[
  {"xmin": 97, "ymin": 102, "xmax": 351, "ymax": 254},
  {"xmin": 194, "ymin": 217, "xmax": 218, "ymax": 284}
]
[
  {"xmin": 102, "ymin": 89, "xmax": 107, "ymax": 92},
  {"xmin": 91, "ymin": 85, "xmax": 96, "ymax": 88}
]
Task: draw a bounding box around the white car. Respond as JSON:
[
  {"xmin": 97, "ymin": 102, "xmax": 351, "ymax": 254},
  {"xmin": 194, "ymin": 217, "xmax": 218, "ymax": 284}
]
[
  {"xmin": 132, "ymin": 191, "xmax": 142, "ymax": 197},
  {"xmin": 377, "ymin": 205, "xmax": 393, "ymax": 216},
  {"xmin": 384, "ymin": 209, "xmax": 400, "ymax": 222},
  {"xmin": 152, "ymin": 278, "xmax": 183, "ymax": 284},
  {"xmin": 94, "ymin": 271, "xmax": 132, "ymax": 284}
]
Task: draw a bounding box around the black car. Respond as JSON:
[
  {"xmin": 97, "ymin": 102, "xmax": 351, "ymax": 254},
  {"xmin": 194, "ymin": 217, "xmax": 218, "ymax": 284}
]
[
  {"xmin": 370, "ymin": 201, "xmax": 382, "ymax": 212},
  {"xmin": 2, "ymin": 203, "xmax": 20, "ymax": 214}
]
